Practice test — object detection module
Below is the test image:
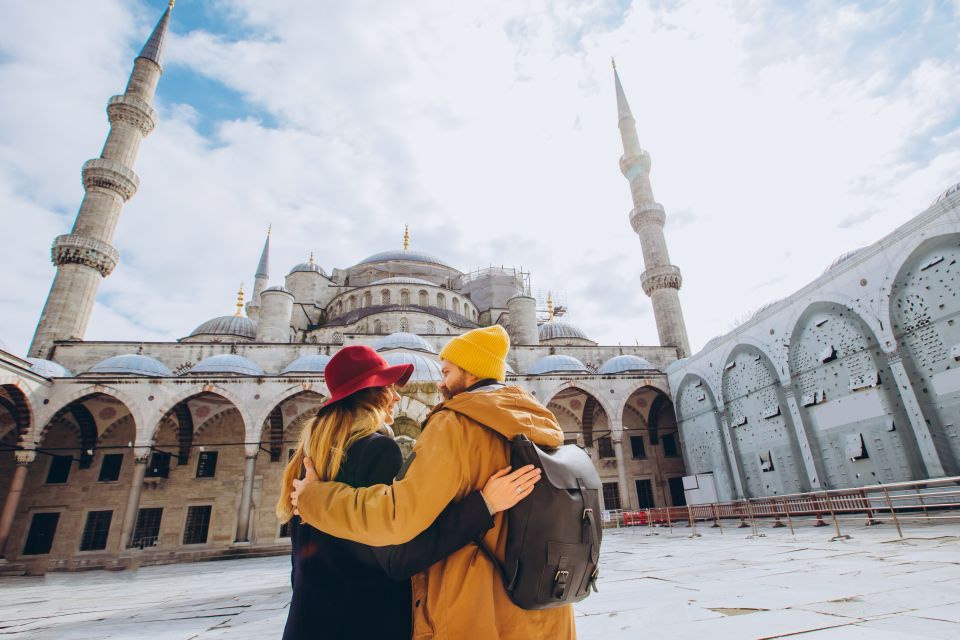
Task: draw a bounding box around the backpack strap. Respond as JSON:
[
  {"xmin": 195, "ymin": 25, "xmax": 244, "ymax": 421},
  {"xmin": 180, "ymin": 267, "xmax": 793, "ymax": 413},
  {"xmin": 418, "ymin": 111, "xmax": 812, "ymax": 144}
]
[{"xmin": 577, "ymin": 478, "xmax": 601, "ymax": 593}]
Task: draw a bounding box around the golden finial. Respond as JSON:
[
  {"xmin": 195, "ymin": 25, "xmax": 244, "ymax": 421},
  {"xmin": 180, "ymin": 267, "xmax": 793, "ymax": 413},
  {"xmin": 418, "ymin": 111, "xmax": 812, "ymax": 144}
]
[
  {"xmin": 547, "ymin": 292, "xmax": 555, "ymax": 321},
  {"xmin": 308, "ymin": 252, "xmax": 315, "ymax": 266},
  {"xmin": 235, "ymin": 284, "xmax": 244, "ymax": 316},
  {"xmin": 403, "ymin": 225, "xmax": 410, "ymax": 251},
  {"xmin": 169, "ymin": 0, "xmax": 175, "ymax": 9}
]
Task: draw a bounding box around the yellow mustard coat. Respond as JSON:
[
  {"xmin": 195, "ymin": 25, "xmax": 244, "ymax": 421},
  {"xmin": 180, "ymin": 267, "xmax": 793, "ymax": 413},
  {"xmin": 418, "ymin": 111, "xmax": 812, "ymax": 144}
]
[{"xmin": 297, "ymin": 385, "xmax": 576, "ymax": 639}]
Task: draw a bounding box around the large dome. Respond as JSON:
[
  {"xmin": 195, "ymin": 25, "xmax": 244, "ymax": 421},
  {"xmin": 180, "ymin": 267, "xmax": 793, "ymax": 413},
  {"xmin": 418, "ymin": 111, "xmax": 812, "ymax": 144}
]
[
  {"xmin": 538, "ymin": 321, "xmax": 590, "ymax": 342},
  {"xmin": 185, "ymin": 354, "xmax": 265, "ymax": 376},
  {"xmin": 86, "ymin": 354, "xmax": 172, "ymax": 376},
  {"xmin": 598, "ymin": 355, "xmax": 656, "ymax": 375},
  {"xmin": 527, "ymin": 355, "xmax": 590, "ymax": 375},
  {"xmin": 373, "ymin": 332, "xmax": 435, "ymax": 354},
  {"xmin": 281, "ymin": 354, "xmax": 332, "ymax": 374},
  {"xmin": 189, "ymin": 315, "xmax": 257, "ymax": 340},
  {"xmin": 359, "ymin": 250, "xmax": 452, "ymax": 269},
  {"xmin": 26, "ymin": 358, "xmax": 73, "ymax": 378},
  {"xmin": 382, "ymin": 352, "xmax": 442, "ymax": 382}
]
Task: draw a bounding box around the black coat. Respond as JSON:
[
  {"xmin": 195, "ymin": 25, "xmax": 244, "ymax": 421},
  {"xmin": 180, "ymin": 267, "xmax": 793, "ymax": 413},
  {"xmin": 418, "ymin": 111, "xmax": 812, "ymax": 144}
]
[{"xmin": 282, "ymin": 432, "xmax": 493, "ymax": 640}]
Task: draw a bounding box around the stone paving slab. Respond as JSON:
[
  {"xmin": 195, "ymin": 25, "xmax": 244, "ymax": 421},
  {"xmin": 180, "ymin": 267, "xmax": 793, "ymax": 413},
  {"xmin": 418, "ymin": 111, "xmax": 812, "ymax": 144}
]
[{"xmin": 0, "ymin": 521, "xmax": 957, "ymax": 639}]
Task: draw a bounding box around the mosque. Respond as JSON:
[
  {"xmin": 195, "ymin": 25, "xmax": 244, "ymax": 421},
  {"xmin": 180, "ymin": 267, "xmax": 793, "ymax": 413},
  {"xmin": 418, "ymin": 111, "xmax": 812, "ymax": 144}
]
[{"xmin": 0, "ymin": 3, "xmax": 957, "ymax": 573}]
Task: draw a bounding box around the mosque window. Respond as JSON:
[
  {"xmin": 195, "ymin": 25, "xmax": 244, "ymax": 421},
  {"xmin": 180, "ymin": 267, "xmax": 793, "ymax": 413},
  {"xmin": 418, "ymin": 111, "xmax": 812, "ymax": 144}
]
[
  {"xmin": 381, "ymin": 290, "xmax": 391, "ymax": 305},
  {"xmin": 374, "ymin": 320, "xmax": 383, "ymax": 333},
  {"xmin": 635, "ymin": 479, "xmax": 654, "ymax": 509},
  {"xmin": 349, "ymin": 296, "xmax": 357, "ymax": 311},
  {"xmin": 597, "ymin": 436, "xmax": 615, "ymax": 459},
  {"xmin": 601, "ymin": 482, "xmax": 622, "ymax": 511},
  {"xmin": 80, "ymin": 510, "xmax": 113, "ymax": 551},
  {"xmin": 98, "ymin": 454, "xmax": 123, "ymax": 482},
  {"xmin": 46, "ymin": 455, "xmax": 72, "ymax": 484},
  {"xmin": 400, "ymin": 289, "xmax": 410, "ymax": 305},
  {"xmin": 668, "ymin": 478, "xmax": 687, "ymax": 506},
  {"xmin": 630, "ymin": 436, "xmax": 646, "ymax": 459},
  {"xmin": 333, "ymin": 332, "xmax": 344, "ymax": 345},
  {"xmin": 22, "ymin": 512, "xmax": 60, "ymax": 555},
  {"xmin": 419, "ymin": 290, "xmax": 428, "ymax": 306},
  {"xmin": 426, "ymin": 320, "xmax": 436, "ymax": 333},
  {"xmin": 363, "ymin": 291, "xmax": 373, "ymax": 307},
  {"xmin": 146, "ymin": 451, "xmax": 171, "ymax": 478},
  {"xmin": 196, "ymin": 451, "xmax": 218, "ymax": 478},
  {"xmin": 399, "ymin": 318, "xmax": 409, "ymax": 332},
  {"xmin": 453, "ymin": 298, "xmax": 460, "ymax": 315},
  {"xmin": 436, "ymin": 293, "xmax": 446, "ymax": 309},
  {"xmin": 131, "ymin": 508, "xmax": 162, "ymax": 549},
  {"xmin": 183, "ymin": 506, "xmax": 212, "ymax": 545},
  {"xmin": 661, "ymin": 434, "xmax": 679, "ymax": 457}
]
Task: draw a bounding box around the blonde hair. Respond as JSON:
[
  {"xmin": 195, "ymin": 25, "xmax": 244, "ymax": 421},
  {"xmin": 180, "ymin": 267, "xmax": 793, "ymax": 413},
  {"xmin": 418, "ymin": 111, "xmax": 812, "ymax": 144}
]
[{"xmin": 276, "ymin": 386, "xmax": 393, "ymax": 522}]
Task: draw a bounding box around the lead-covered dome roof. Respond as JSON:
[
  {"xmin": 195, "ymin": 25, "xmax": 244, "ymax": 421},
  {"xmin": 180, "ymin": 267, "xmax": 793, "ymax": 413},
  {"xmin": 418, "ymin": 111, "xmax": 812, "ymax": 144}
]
[
  {"xmin": 538, "ymin": 321, "xmax": 590, "ymax": 342},
  {"xmin": 527, "ymin": 354, "xmax": 590, "ymax": 375},
  {"xmin": 185, "ymin": 354, "xmax": 265, "ymax": 376},
  {"xmin": 599, "ymin": 355, "xmax": 656, "ymax": 375},
  {"xmin": 86, "ymin": 354, "xmax": 172, "ymax": 376},
  {"xmin": 359, "ymin": 250, "xmax": 452, "ymax": 268},
  {"xmin": 288, "ymin": 261, "xmax": 326, "ymax": 276},
  {"xmin": 26, "ymin": 358, "xmax": 73, "ymax": 378},
  {"xmin": 382, "ymin": 352, "xmax": 442, "ymax": 382},
  {"xmin": 282, "ymin": 354, "xmax": 332, "ymax": 374},
  {"xmin": 373, "ymin": 332, "xmax": 435, "ymax": 354},
  {"xmin": 189, "ymin": 315, "xmax": 257, "ymax": 339}
]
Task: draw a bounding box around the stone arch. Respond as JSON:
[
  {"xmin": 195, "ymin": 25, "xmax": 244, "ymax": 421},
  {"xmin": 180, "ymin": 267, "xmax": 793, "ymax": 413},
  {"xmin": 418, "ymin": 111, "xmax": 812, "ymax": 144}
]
[
  {"xmin": 543, "ymin": 381, "xmax": 617, "ymax": 421},
  {"xmin": 888, "ymin": 232, "xmax": 960, "ymax": 474},
  {"xmin": 782, "ymin": 291, "xmax": 892, "ymax": 351},
  {"xmin": 149, "ymin": 384, "xmax": 251, "ymax": 446},
  {"xmin": 399, "ymin": 317, "xmax": 409, "ymax": 333},
  {"xmin": 0, "ymin": 384, "xmax": 33, "ymax": 444},
  {"xmin": 789, "ymin": 300, "xmax": 926, "ymax": 487},
  {"xmin": 713, "ymin": 335, "xmax": 788, "ymax": 386},
  {"xmin": 37, "ymin": 390, "xmax": 138, "ymax": 472},
  {"xmin": 675, "ymin": 374, "xmax": 736, "ymax": 501},
  {"xmin": 258, "ymin": 389, "xmax": 326, "ymax": 463},
  {"xmin": 393, "ymin": 416, "xmax": 421, "ymax": 439},
  {"xmin": 722, "ymin": 344, "xmax": 807, "ymax": 496},
  {"xmin": 452, "ymin": 297, "xmax": 460, "ymax": 315},
  {"xmin": 622, "ymin": 385, "xmax": 686, "ymax": 507},
  {"xmin": 436, "ymin": 292, "xmax": 446, "ymax": 310}
]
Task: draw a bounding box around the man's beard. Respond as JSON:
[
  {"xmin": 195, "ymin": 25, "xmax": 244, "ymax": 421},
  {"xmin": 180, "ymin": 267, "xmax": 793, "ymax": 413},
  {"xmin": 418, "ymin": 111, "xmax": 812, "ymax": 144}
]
[{"xmin": 439, "ymin": 379, "xmax": 467, "ymax": 400}]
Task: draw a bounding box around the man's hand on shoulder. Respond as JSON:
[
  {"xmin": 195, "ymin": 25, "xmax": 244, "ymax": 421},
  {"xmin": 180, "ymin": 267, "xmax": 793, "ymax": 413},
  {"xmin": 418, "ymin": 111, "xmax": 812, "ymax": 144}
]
[{"xmin": 291, "ymin": 457, "xmax": 318, "ymax": 516}]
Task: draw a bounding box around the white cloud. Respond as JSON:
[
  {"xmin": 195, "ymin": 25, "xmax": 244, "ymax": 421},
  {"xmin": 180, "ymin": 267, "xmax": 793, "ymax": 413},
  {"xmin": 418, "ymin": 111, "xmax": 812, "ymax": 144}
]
[{"xmin": 1, "ymin": 0, "xmax": 958, "ymax": 356}]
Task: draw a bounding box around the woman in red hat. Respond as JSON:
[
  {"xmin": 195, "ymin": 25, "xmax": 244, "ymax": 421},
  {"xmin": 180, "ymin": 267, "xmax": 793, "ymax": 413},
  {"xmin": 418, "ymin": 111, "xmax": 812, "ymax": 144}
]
[{"xmin": 277, "ymin": 345, "xmax": 540, "ymax": 640}]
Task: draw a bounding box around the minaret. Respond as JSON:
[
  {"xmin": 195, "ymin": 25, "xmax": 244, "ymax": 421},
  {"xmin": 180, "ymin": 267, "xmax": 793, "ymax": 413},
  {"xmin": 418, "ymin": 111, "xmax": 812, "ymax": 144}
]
[
  {"xmin": 246, "ymin": 226, "xmax": 271, "ymax": 322},
  {"xmin": 614, "ymin": 61, "xmax": 691, "ymax": 357},
  {"xmin": 29, "ymin": 2, "xmax": 174, "ymax": 358}
]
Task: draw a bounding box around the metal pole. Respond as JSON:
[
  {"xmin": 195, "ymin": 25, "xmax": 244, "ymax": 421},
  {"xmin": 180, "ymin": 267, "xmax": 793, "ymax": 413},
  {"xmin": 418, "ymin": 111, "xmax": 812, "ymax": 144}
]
[
  {"xmin": 882, "ymin": 485, "xmax": 903, "ymax": 539},
  {"xmin": 687, "ymin": 504, "xmax": 700, "ymax": 538},
  {"xmin": 780, "ymin": 496, "xmax": 795, "ymax": 535},
  {"xmin": 745, "ymin": 499, "xmax": 758, "ymax": 537},
  {"xmin": 915, "ymin": 487, "xmax": 928, "ymax": 520},
  {"xmin": 824, "ymin": 492, "xmax": 850, "ymax": 541}
]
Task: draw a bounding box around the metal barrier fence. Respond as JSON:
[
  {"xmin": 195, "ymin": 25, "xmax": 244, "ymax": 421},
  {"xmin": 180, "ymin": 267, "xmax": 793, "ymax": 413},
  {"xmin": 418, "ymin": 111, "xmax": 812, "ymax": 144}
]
[{"xmin": 604, "ymin": 475, "xmax": 960, "ymax": 540}]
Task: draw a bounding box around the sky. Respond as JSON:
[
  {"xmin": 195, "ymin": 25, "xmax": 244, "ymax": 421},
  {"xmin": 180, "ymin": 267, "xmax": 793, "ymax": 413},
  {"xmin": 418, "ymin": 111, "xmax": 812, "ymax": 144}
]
[{"xmin": 1, "ymin": 0, "xmax": 959, "ymax": 357}]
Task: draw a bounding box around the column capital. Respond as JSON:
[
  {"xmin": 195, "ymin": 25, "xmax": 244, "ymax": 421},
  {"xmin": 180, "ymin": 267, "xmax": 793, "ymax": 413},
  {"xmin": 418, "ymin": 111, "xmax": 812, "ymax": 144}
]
[
  {"xmin": 885, "ymin": 349, "xmax": 903, "ymax": 365},
  {"xmin": 15, "ymin": 450, "xmax": 36, "ymax": 465},
  {"xmin": 133, "ymin": 446, "xmax": 152, "ymax": 464},
  {"xmin": 244, "ymin": 444, "xmax": 261, "ymax": 458}
]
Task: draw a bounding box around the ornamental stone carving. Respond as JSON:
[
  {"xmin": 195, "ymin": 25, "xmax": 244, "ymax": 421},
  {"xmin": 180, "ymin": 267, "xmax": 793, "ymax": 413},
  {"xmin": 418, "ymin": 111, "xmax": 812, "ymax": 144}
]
[
  {"xmin": 51, "ymin": 234, "xmax": 120, "ymax": 276},
  {"xmin": 630, "ymin": 202, "xmax": 666, "ymax": 233},
  {"xmin": 82, "ymin": 158, "xmax": 140, "ymax": 201},
  {"xmin": 15, "ymin": 449, "xmax": 37, "ymax": 465},
  {"xmin": 107, "ymin": 94, "xmax": 157, "ymax": 136},
  {"xmin": 641, "ymin": 264, "xmax": 683, "ymax": 295}
]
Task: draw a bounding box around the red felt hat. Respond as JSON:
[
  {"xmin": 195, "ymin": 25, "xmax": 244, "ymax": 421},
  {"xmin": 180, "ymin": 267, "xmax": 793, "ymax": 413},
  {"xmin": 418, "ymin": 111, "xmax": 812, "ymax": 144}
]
[{"xmin": 322, "ymin": 345, "xmax": 414, "ymax": 407}]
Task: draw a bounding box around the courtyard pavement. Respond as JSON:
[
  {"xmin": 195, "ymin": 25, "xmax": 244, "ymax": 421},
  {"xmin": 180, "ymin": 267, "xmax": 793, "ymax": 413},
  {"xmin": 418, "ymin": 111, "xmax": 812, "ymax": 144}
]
[{"xmin": 1, "ymin": 520, "xmax": 958, "ymax": 639}]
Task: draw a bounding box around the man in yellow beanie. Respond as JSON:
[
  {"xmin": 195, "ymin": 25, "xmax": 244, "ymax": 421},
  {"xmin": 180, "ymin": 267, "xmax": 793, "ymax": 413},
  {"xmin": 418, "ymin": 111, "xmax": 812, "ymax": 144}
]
[{"xmin": 292, "ymin": 325, "xmax": 576, "ymax": 639}]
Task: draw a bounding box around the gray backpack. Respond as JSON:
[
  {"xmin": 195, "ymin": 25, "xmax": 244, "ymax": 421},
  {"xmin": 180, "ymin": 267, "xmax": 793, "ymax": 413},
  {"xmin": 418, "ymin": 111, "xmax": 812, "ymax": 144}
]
[{"xmin": 477, "ymin": 434, "xmax": 603, "ymax": 610}]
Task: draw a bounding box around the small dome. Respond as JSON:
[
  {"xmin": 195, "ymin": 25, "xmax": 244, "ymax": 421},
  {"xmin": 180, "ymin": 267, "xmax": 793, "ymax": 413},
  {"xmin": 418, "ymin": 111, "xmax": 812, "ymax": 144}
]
[
  {"xmin": 87, "ymin": 354, "xmax": 172, "ymax": 376},
  {"xmin": 373, "ymin": 332, "xmax": 436, "ymax": 354},
  {"xmin": 189, "ymin": 315, "xmax": 257, "ymax": 339},
  {"xmin": 264, "ymin": 285, "xmax": 291, "ymax": 293},
  {"xmin": 932, "ymin": 181, "xmax": 960, "ymax": 206},
  {"xmin": 288, "ymin": 261, "xmax": 326, "ymax": 276},
  {"xmin": 185, "ymin": 354, "xmax": 265, "ymax": 376},
  {"xmin": 282, "ymin": 354, "xmax": 332, "ymax": 374},
  {"xmin": 359, "ymin": 250, "xmax": 453, "ymax": 269},
  {"xmin": 527, "ymin": 355, "xmax": 590, "ymax": 375},
  {"xmin": 369, "ymin": 276, "xmax": 437, "ymax": 286},
  {"xmin": 539, "ymin": 321, "xmax": 589, "ymax": 342},
  {"xmin": 26, "ymin": 358, "xmax": 73, "ymax": 378},
  {"xmin": 382, "ymin": 352, "xmax": 442, "ymax": 382},
  {"xmin": 599, "ymin": 355, "xmax": 657, "ymax": 375}
]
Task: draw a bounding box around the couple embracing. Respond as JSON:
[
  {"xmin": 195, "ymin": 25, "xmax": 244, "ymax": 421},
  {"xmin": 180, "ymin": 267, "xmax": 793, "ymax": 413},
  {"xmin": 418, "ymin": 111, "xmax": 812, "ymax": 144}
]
[{"xmin": 277, "ymin": 326, "xmax": 577, "ymax": 639}]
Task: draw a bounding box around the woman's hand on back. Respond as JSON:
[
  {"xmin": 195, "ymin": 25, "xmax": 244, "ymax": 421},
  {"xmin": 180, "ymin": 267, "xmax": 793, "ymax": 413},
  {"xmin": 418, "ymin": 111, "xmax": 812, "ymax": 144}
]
[{"xmin": 481, "ymin": 465, "xmax": 542, "ymax": 513}]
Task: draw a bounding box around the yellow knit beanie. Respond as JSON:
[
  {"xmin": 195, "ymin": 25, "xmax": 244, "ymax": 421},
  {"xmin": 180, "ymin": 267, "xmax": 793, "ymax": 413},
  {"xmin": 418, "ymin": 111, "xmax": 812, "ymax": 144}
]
[{"xmin": 439, "ymin": 325, "xmax": 510, "ymax": 381}]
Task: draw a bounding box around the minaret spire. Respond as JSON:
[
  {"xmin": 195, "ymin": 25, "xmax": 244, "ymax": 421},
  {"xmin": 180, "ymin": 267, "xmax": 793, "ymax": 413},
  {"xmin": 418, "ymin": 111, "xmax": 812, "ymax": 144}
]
[
  {"xmin": 614, "ymin": 63, "xmax": 691, "ymax": 357},
  {"xmin": 246, "ymin": 226, "xmax": 271, "ymax": 322},
  {"xmin": 29, "ymin": 2, "xmax": 174, "ymax": 357}
]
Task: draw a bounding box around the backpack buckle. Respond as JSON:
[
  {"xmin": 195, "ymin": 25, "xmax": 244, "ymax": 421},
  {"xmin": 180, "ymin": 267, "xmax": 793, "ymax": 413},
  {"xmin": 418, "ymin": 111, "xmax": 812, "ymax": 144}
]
[
  {"xmin": 554, "ymin": 569, "xmax": 569, "ymax": 582},
  {"xmin": 582, "ymin": 508, "xmax": 593, "ymax": 520}
]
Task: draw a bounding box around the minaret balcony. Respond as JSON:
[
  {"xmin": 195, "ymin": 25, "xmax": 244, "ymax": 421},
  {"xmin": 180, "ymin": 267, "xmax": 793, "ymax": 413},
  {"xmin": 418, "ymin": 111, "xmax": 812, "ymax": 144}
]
[
  {"xmin": 82, "ymin": 158, "xmax": 140, "ymax": 201},
  {"xmin": 630, "ymin": 202, "xmax": 666, "ymax": 232},
  {"xmin": 619, "ymin": 149, "xmax": 651, "ymax": 179},
  {"xmin": 107, "ymin": 94, "xmax": 157, "ymax": 135},
  {"xmin": 640, "ymin": 264, "xmax": 683, "ymax": 295},
  {"xmin": 51, "ymin": 234, "xmax": 120, "ymax": 277}
]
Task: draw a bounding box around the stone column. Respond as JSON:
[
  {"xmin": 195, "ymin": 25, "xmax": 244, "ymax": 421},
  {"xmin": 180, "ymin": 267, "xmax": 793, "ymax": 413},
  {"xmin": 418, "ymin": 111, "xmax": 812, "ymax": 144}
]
[
  {"xmin": 235, "ymin": 447, "xmax": 258, "ymax": 543},
  {"xmin": 886, "ymin": 351, "xmax": 946, "ymax": 478},
  {"xmin": 719, "ymin": 411, "xmax": 747, "ymax": 499},
  {"xmin": 0, "ymin": 450, "xmax": 35, "ymax": 558},
  {"xmin": 782, "ymin": 385, "xmax": 824, "ymax": 491},
  {"xmin": 612, "ymin": 434, "xmax": 632, "ymax": 510},
  {"xmin": 118, "ymin": 448, "xmax": 149, "ymax": 551}
]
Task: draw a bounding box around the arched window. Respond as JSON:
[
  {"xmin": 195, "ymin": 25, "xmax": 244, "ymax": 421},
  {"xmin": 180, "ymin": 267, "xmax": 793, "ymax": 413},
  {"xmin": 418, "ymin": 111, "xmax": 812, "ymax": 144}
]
[
  {"xmin": 426, "ymin": 320, "xmax": 436, "ymax": 333},
  {"xmin": 399, "ymin": 317, "xmax": 408, "ymax": 332},
  {"xmin": 419, "ymin": 290, "xmax": 428, "ymax": 306},
  {"xmin": 452, "ymin": 298, "xmax": 460, "ymax": 315},
  {"xmin": 363, "ymin": 291, "xmax": 372, "ymax": 307},
  {"xmin": 333, "ymin": 332, "xmax": 344, "ymax": 345},
  {"xmin": 349, "ymin": 296, "xmax": 357, "ymax": 311},
  {"xmin": 400, "ymin": 289, "xmax": 410, "ymax": 305},
  {"xmin": 436, "ymin": 293, "xmax": 446, "ymax": 310},
  {"xmin": 334, "ymin": 301, "xmax": 343, "ymax": 316},
  {"xmin": 381, "ymin": 290, "xmax": 391, "ymax": 305},
  {"xmin": 374, "ymin": 320, "xmax": 383, "ymax": 333}
]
